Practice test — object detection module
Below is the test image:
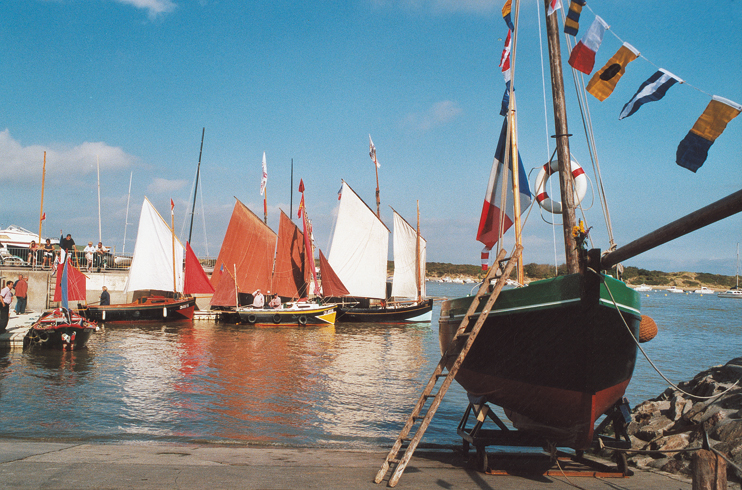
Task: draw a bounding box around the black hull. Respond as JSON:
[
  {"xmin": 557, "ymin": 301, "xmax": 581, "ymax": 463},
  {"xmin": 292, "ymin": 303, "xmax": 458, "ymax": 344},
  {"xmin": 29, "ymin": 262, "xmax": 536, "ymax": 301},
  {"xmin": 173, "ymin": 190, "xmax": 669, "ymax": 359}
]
[
  {"xmin": 336, "ymin": 299, "xmax": 433, "ymax": 323},
  {"xmin": 438, "ymin": 273, "xmax": 641, "ymax": 449},
  {"xmin": 24, "ymin": 312, "xmax": 97, "ymax": 350},
  {"xmin": 82, "ymin": 297, "xmax": 196, "ymax": 323}
]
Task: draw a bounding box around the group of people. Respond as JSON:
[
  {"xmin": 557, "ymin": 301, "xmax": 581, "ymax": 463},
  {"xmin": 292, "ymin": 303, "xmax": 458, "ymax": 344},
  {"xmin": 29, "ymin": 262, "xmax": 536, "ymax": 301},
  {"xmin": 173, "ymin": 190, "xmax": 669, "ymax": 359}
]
[
  {"xmin": 26, "ymin": 232, "xmax": 109, "ymax": 273},
  {"xmin": 0, "ymin": 274, "xmax": 29, "ymax": 332},
  {"xmin": 251, "ymin": 289, "xmax": 282, "ymax": 309}
]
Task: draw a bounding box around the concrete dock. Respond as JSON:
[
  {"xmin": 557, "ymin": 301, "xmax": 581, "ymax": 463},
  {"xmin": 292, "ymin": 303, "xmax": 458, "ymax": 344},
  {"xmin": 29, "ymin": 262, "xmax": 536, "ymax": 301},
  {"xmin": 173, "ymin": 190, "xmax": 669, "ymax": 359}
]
[
  {"xmin": 0, "ymin": 440, "xmax": 705, "ymax": 490},
  {"xmin": 0, "ymin": 311, "xmax": 42, "ymax": 347}
]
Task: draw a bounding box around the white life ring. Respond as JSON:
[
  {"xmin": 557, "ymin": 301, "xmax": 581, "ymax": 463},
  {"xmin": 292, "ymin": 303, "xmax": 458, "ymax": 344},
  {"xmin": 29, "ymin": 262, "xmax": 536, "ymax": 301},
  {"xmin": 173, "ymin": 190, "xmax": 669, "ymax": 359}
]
[{"xmin": 534, "ymin": 158, "xmax": 588, "ymax": 214}]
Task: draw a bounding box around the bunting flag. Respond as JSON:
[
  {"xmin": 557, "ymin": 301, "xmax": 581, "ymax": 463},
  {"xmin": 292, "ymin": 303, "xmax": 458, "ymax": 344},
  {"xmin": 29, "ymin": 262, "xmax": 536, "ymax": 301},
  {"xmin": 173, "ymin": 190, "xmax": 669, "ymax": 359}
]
[
  {"xmin": 547, "ymin": 0, "xmax": 562, "ymax": 16},
  {"xmin": 676, "ymin": 96, "xmax": 742, "ymax": 172},
  {"xmin": 502, "ymin": 0, "xmax": 514, "ymax": 30},
  {"xmin": 586, "ymin": 43, "xmax": 639, "ymax": 101},
  {"xmin": 568, "ymin": 16, "xmax": 608, "ymax": 74},
  {"xmin": 500, "ymin": 30, "xmax": 512, "ymax": 83},
  {"xmin": 564, "ymin": 0, "xmax": 586, "ymax": 36},
  {"xmin": 260, "ymin": 152, "xmax": 268, "ymax": 196},
  {"xmin": 170, "ymin": 198, "xmax": 174, "ymax": 215},
  {"xmin": 619, "ymin": 69, "xmax": 682, "ymax": 120},
  {"xmin": 476, "ymin": 118, "xmax": 532, "ymax": 270},
  {"xmin": 369, "ymin": 135, "xmax": 379, "ymax": 168},
  {"xmin": 297, "ymin": 179, "xmax": 306, "ymax": 218}
]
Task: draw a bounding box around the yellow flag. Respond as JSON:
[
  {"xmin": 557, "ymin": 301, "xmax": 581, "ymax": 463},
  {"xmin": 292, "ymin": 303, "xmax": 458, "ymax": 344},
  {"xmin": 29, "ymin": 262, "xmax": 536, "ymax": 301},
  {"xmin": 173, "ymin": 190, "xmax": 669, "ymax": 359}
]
[{"xmin": 587, "ymin": 43, "xmax": 640, "ymax": 102}]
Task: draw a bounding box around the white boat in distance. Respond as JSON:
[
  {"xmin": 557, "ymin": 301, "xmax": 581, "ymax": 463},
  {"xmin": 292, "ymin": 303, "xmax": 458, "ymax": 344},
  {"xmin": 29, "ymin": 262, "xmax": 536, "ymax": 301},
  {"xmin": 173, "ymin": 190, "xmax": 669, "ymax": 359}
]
[
  {"xmin": 667, "ymin": 286, "xmax": 684, "ymax": 294},
  {"xmin": 633, "ymin": 284, "xmax": 652, "ymax": 292},
  {"xmin": 0, "ymin": 225, "xmax": 59, "ymax": 248},
  {"xmin": 719, "ymin": 243, "xmax": 741, "ymax": 299},
  {"xmin": 694, "ymin": 286, "xmax": 713, "ymax": 294}
]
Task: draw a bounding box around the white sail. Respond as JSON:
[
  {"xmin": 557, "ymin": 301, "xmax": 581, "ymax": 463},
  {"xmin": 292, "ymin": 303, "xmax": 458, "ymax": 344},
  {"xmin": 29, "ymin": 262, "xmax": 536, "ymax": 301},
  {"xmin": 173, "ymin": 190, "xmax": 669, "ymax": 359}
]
[
  {"xmin": 328, "ymin": 181, "xmax": 389, "ymax": 299},
  {"xmin": 391, "ymin": 210, "xmax": 427, "ymax": 299},
  {"xmin": 125, "ymin": 197, "xmax": 184, "ymax": 294}
]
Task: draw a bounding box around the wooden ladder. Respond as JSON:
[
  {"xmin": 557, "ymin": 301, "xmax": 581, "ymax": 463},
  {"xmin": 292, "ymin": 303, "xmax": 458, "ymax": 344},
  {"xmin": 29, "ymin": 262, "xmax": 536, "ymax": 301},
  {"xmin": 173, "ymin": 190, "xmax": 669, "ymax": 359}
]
[{"xmin": 374, "ymin": 244, "xmax": 523, "ymax": 487}]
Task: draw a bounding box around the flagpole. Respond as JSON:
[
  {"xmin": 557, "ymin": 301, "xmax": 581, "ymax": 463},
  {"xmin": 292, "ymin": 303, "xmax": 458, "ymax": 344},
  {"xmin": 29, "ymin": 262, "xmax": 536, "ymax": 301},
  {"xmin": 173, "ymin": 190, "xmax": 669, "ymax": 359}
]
[
  {"xmin": 290, "ymin": 158, "xmax": 294, "ymax": 219},
  {"xmin": 369, "ymin": 135, "xmax": 380, "ymax": 218},
  {"xmin": 38, "ymin": 152, "xmax": 46, "ymax": 245},
  {"xmin": 171, "ymin": 200, "xmax": 177, "ymax": 296},
  {"xmin": 234, "ymin": 264, "xmax": 239, "ymax": 307},
  {"xmin": 263, "ymin": 187, "xmax": 268, "ymax": 225},
  {"xmin": 97, "ymin": 155, "xmax": 102, "ymax": 243},
  {"xmin": 415, "ymin": 200, "xmax": 421, "ymax": 303}
]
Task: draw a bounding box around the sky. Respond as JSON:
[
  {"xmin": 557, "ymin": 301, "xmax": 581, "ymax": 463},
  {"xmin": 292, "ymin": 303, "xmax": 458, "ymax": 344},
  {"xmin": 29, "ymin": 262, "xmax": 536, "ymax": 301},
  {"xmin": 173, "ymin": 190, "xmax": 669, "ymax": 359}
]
[{"xmin": 1, "ymin": 0, "xmax": 740, "ymax": 275}]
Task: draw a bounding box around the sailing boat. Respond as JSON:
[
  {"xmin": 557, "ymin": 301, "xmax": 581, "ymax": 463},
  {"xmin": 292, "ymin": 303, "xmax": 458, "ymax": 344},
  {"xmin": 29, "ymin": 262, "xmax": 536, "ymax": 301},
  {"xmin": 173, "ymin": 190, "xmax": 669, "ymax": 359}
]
[
  {"xmin": 327, "ymin": 181, "xmax": 432, "ymax": 323},
  {"xmin": 81, "ymin": 198, "xmax": 197, "ymax": 322},
  {"xmin": 437, "ymin": 4, "xmax": 649, "ymax": 450},
  {"xmin": 718, "ymin": 243, "xmax": 741, "ymax": 298},
  {"xmin": 24, "ymin": 260, "xmax": 97, "ymax": 350},
  {"xmin": 210, "ymin": 200, "xmax": 336, "ymax": 326}
]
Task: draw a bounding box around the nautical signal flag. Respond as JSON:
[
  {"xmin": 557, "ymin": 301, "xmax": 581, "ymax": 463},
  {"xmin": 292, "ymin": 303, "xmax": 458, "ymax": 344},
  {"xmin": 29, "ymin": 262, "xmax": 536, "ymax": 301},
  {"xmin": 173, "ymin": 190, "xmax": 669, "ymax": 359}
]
[
  {"xmin": 477, "ymin": 118, "xmax": 532, "ymax": 270},
  {"xmin": 676, "ymin": 96, "xmax": 741, "ymax": 172},
  {"xmin": 502, "ymin": 0, "xmax": 514, "ymax": 30},
  {"xmin": 547, "ymin": 0, "xmax": 562, "ymax": 16},
  {"xmin": 586, "ymin": 43, "xmax": 639, "ymax": 101},
  {"xmin": 170, "ymin": 199, "xmax": 174, "ymax": 214},
  {"xmin": 564, "ymin": 0, "xmax": 586, "ymax": 36},
  {"xmin": 41, "ymin": 212, "xmax": 46, "ymax": 221},
  {"xmin": 260, "ymin": 152, "xmax": 268, "ymax": 196},
  {"xmin": 500, "ymin": 30, "xmax": 512, "ymax": 83},
  {"xmin": 568, "ymin": 16, "xmax": 608, "ymax": 75},
  {"xmin": 619, "ymin": 69, "xmax": 682, "ymax": 120}
]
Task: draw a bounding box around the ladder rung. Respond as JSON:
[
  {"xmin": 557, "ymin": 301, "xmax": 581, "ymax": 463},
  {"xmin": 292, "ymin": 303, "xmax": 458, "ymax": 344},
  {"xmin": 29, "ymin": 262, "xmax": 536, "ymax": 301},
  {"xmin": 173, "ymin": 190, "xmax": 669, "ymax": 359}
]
[
  {"xmin": 435, "ymin": 373, "xmax": 447, "ymax": 378},
  {"xmin": 389, "ymin": 458, "xmax": 401, "ymax": 464},
  {"xmin": 454, "ymin": 332, "xmax": 470, "ymax": 338}
]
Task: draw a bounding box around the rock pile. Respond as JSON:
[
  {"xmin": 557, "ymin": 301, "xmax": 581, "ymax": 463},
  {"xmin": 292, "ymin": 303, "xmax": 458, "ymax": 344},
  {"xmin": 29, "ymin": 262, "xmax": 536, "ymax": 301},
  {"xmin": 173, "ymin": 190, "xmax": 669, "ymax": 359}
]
[{"xmin": 618, "ymin": 358, "xmax": 742, "ymax": 481}]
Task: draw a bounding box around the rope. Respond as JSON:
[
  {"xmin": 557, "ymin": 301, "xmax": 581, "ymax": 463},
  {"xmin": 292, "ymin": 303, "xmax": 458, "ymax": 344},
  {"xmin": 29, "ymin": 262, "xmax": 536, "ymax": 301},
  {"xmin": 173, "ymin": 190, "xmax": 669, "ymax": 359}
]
[{"xmin": 591, "ymin": 267, "xmax": 742, "ymax": 401}]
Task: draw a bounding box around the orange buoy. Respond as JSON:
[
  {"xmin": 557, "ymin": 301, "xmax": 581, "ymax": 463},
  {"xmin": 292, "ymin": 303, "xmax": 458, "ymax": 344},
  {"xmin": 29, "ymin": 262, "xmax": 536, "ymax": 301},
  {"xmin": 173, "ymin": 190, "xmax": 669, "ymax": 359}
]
[{"xmin": 639, "ymin": 315, "xmax": 658, "ymax": 343}]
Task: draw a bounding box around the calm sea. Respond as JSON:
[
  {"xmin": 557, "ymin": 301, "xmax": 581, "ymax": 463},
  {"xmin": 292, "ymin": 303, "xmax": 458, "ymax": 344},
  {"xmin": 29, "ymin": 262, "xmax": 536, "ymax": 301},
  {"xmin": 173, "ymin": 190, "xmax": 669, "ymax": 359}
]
[{"xmin": 0, "ymin": 283, "xmax": 739, "ymax": 449}]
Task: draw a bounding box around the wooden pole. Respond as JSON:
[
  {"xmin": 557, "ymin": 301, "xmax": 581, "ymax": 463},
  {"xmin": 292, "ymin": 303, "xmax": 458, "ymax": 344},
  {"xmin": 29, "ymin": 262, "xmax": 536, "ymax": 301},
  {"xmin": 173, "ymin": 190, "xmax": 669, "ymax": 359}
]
[
  {"xmin": 375, "ymin": 162, "xmax": 381, "ymax": 219},
  {"xmin": 602, "ymin": 189, "xmax": 742, "ymax": 269},
  {"xmin": 97, "ymin": 155, "xmax": 102, "ymax": 243},
  {"xmin": 692, "ymin": 449, "xmax": 726, "ymax": 490},
  {"xmin": 544, "ymin": 0, "xmax": 579, "ymax": 273},
  {"xmin": 415, "ymin": 200, "xmax": 421, "ymax": 302},
  {"xmin": 171, "ymin": 203, "xmax": 177, "ymax": 295},
  {"xmin": 38, "ymin": 152, "xmax": 46, "ymax": 243},
  {"xmin": 234, "ymin": 264, "xmax": 239, "ymax": 307}
]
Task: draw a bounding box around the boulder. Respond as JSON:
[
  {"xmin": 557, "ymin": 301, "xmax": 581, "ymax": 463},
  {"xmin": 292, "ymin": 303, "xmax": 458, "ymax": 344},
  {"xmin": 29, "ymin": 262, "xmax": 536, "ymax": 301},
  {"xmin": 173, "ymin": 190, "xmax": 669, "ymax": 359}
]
[{"xmin": 636, "ymin": 415, "xmax": 675, "ymax": 441}]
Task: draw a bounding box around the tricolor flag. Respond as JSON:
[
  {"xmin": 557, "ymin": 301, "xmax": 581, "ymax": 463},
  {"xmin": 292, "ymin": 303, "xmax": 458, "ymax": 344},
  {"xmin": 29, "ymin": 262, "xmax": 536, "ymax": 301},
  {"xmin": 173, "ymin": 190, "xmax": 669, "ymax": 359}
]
[
  {"xmin": 619, "ymin": 69, "xmax": 682, "ymax": 120},
  {"xmin": 547, "ymin": 0, "xmax": 562, "ymax": 16},
  {"xmin": 476, "ymin": 119, "xmax": 532, "ymax": 269},
  {"xmin": 586, "ymin": 43, "xmax": 639, "ymax": 101},
  {"xmin": 500, "ymin": 30, "xmax": 512, "ymax": 83},
  {"xmin": 676, "ymin": 96, "xmax": 741, "ymax": 173},
  {"xmin": 260, "ymin": 152, "xmax": 268, "ymax": 196},
  {"xmin": 369, "ymin": 135, "xmax": 380, "ymax": 168},
  {"xmin": 564, "ymin": 0, "xmax": 586, "ymax": 36},
  {"xmin": 502, "ymin": 0, "xmax": 514, "ymax": 30},
  {"xmin": 568, "ymin": 16, "xmax": 608, "ymax": 75}
]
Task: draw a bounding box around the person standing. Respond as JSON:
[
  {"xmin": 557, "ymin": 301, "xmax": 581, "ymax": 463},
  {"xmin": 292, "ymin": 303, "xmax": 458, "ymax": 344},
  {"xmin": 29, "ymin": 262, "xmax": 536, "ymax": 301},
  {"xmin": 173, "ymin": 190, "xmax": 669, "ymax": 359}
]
[
  {"xmin": 84, "ymin": 242, "xmax": 96, "ymax": 272},
  {"xmin": 100, "ymin": 286, "xmax": 110, "ymax": 306},
  {"xmin": 59, "ymin": 231, "xmax": 76, "ymax": 265},
  {"xmin": 13, "ymin": 274, "xmax": 28, "ymax": 314},
  {"xmin": 0, "ymin": 280, "xmax": 14, "ymax": 332}
]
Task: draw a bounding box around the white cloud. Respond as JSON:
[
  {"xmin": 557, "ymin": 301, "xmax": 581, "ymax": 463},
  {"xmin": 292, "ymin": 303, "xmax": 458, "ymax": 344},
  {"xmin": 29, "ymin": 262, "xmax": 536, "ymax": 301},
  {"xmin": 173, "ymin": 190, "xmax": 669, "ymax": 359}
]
[
  {"xmin": 147, "ymin": 177, "xmax": 188, "ymax": 194},
  {"xmin": 114, "ymin": 0, "xmax": 176, "ymax": 18},
  {"xmin": 401, "ymin": 100, "xmax": 463, "ymax": 132},
  {"xmin": 0, "ymin": 129, "xmax": 136, "ymax": 183}
]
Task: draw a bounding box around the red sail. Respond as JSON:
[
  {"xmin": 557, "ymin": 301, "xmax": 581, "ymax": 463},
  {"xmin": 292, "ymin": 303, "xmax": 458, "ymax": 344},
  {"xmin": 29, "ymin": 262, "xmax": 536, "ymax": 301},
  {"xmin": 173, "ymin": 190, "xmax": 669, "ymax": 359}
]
[
  {"xmin": 318, "ymin": 250, "xmax": 349, "ymax": 297},
  {"xmin": 184, "ymin": 242, "xmax": 215, "ymax": 295},
  {"xmin": 210, "ymin": 199, "xmax": 276, "ymax": 297},
  {"xmin": 53, "ymin": 262, "xmax": 87, "ymax": 302},
  {"xmin": 210, "ymin": 267, "xmax": 237, "ymax": 307},
  {"xmin": 271, "ymin": 211, "xmax": 308, "ymax": 298}
]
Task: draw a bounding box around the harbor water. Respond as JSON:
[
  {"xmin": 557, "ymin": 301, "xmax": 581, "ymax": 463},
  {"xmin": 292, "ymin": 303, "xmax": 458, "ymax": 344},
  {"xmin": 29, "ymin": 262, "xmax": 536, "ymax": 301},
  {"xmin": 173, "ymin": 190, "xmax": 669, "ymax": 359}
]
[{"xmin": 0, "ymin": 282, "xmax": 739, "ymax": 449}]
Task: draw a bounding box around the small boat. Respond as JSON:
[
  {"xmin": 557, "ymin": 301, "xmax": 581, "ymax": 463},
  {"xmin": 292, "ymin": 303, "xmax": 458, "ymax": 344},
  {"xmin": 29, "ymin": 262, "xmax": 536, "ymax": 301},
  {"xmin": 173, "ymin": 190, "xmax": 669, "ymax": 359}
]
[
  {"xmin": 210, "ymin": 199, "xmax": 337, "ymax": 326},
  {"xmin": 0, "ymin": 225, "xmax": 58, "ymax": 249},
  {"xmin": 633, "ymin": 284, "xmax": 652, "ymax": 292},
  {"xmin": 694, "ymin": 286, "xmax": 713, "ymax": 294},
  {"xmin": 719, "ymin": 243, "xmax": 741, "ymax": 299},
  {"xmin": 667, "ymin": 286, "xmax": 684, "ymax": 293},
  {"xmin": 327, "ymin": 182, "xmax": 433, "ymax": 323},
  {"xmin": 80, "ymin": 198, "xmax": 200, "ymax": 323},
  {"xmin": 25, "ymin": 261, "xmax": 97, "ymax": 350}
]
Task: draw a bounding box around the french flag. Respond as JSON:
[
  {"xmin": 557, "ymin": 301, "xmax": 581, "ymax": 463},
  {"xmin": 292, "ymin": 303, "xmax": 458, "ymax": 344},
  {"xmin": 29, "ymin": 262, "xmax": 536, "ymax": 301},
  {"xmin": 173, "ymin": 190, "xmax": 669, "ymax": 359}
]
[
  {"xmin": 568, "ymin": 16, "xmax": 608, "ymax": 74},
  {"xmin": 476, "ymin": 119, "xmax": 531, "ymax": 269}
]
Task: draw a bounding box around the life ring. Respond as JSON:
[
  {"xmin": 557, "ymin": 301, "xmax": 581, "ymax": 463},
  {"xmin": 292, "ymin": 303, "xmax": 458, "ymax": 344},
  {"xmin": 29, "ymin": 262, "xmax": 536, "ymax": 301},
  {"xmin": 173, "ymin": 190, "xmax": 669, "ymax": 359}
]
[
  {"xmin": 272, "ymin": 314, "xmax": 282, "ymax": 324},
  {"xmin": 534, "ymin": 158, "xmax": 587, "ymax": 214},
  {"xmin": 297, "ymin": 315, "xmax": 308, "ymax": 326},
  {"xmin": 246, "ymin": 314, "xmax": 257, "ymax": 324}
]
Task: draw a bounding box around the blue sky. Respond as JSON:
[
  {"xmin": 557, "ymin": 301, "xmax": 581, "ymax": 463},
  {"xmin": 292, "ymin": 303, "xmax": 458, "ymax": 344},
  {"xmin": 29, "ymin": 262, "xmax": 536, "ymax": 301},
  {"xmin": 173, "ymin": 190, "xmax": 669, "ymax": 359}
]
[{"xmin": 1, "ymin": 0, "xmax": 740, "ymax": 275}]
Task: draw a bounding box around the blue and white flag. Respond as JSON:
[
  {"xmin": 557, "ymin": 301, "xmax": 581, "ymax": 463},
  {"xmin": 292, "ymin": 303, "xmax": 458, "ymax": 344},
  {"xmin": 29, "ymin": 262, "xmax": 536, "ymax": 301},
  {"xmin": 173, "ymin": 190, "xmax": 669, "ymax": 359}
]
[{"xmin": 619, "ymin": 69, "xmax": 682, "ymax": 120}]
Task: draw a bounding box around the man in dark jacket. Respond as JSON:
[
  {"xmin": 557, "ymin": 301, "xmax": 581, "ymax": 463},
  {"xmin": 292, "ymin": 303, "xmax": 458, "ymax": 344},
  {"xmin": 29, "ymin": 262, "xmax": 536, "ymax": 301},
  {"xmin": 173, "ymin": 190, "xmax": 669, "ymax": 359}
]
[
  {"xmin": 100, "ymin": 286, "xmax": 110, "ymax": 306},
  {"xmin": 59, "ymin": 231, "xmax": 76, "ymax": 265}
]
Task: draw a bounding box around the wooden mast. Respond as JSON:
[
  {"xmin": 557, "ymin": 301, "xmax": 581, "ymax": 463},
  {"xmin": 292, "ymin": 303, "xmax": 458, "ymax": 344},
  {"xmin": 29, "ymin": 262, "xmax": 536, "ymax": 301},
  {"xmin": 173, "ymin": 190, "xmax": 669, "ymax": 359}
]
[
  {"xmin": 544, "ymin": 0, "xmax": 579, "ymax": 272},
  {"xmin": 507, "ymin": 2, "xmax": 524, "ymax": 284},
  {"xmin": 189, "ymin": 127, "xmax": 205, "ymax": 243},
  {"xmin": 38, "ymin": 151, "xmax": 46, "ymax": 244},
  {"xmin": 171, "ymin": 201, "xmax": 177, "ymax": 295},
  {"xmin": 415, "ymin": 200, "xmax": 421, "ymax": 303}
]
